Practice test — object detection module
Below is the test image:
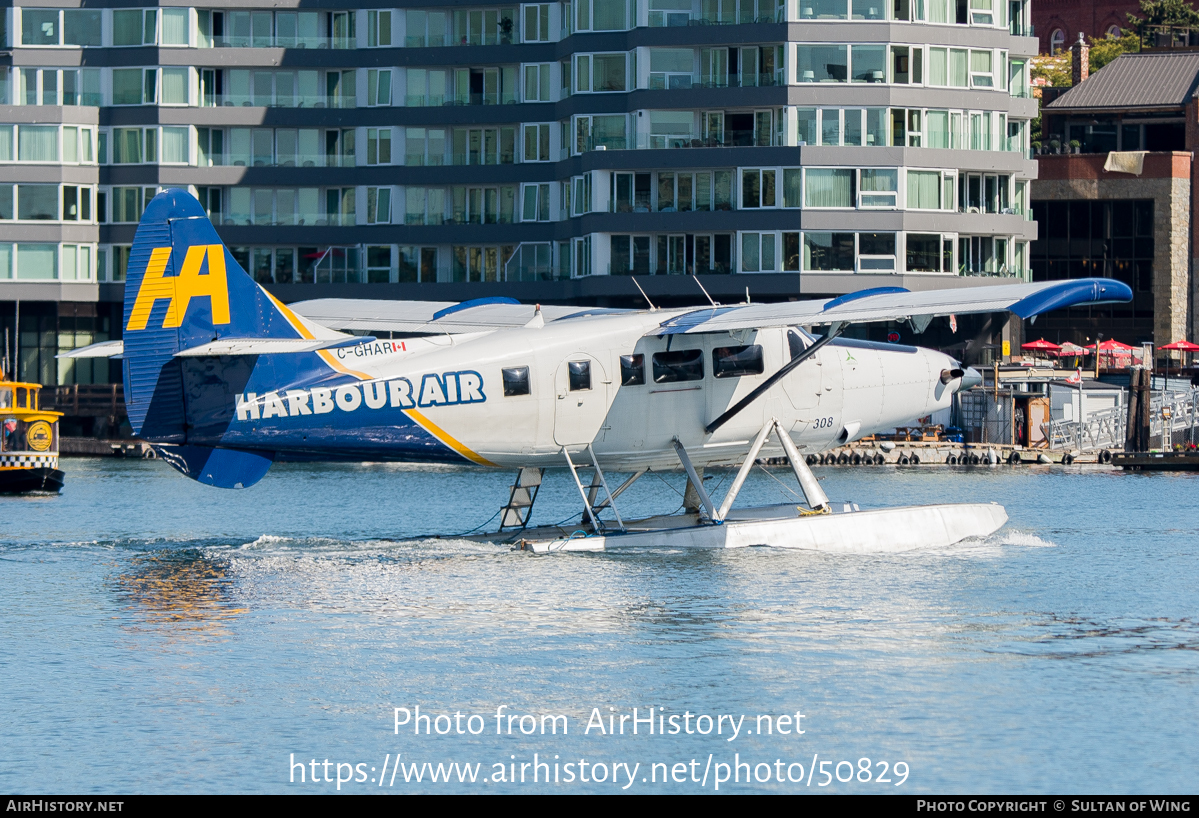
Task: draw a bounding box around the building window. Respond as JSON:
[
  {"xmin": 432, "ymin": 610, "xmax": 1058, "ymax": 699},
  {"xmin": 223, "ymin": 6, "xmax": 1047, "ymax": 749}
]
[
  {"xmin": 367, "ymin": 10, "xmax": 392, "ymax": 46},
  {"xmin": 796, "ymin": 45, "xmax": 847, "ymax": 83},
  {"xmin": 524, "ymin": 64, "xmax": 552, "ymax": 101},
  {"xmin": 366, "ymin": 188, "xmax": 391, "ymax": 224},
  {"xmin": 1031, "ymin": 199, "xmax": 1154, "ymax": 292},
  {"xmin": 741, "ymin": 233, "xmax": 778, "ymax": 272},
  {"xmin": 1050, "ymin": 29, "xmax": 1065, "ymax": 55},
  {"xmin": 366, "ymin": 129, "xmax": 392, "ymax": 165},
  {"xmin": 21, "ymin": 9, "xmax": 102, "ymax": 46},
  {"xmin": 367, "ymin": 70, "xmax": 392, "ymax": 106},
  {"xmin": 524, "ymin": 4, "xmax": 553, "ymax": 41},
  {"xmin": 112, "ymin": 10, "xmax": 159, "ymax": 46},
  {"xmin": 523, "ymin": 123, "xmax": 551, "ymax": 161},
  {"xmin": 804, "ymin": 232, "xmax": 855, "ymax": 272},
  {"xmin": 398, "ymin": 246, "xmax": 439, "ymax": 282},
  {"xmin": 405, "ymin": 127, "xmax": 446, "ymax": 166},
  {"xmin": 366, "ymin": 246, "xmax": 392, "ymax": 283},
  {"xmin": 521, "ymin": 183, "xmax": 551, "ymax": 221},
  {"xmin": 740, "ymin": 169, "xmax": 777, "ymax": 208},
  {"xmin": 111, "ymin": 68, "xmax": 157, "ymax": 105}
]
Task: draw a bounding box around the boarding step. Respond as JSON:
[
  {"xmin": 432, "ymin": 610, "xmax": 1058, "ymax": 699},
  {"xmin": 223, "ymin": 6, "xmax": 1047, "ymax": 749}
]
[{"xmin": 499, "ymin": 467, "xmax": 544, "ymax": 530}]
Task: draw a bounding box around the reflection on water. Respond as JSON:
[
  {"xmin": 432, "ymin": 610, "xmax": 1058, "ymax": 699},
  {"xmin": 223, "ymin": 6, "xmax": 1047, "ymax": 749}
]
[
  {"xmin": 113, "ymin": 549, "xmax": 247, "ymax": 631},
  {"xmin": 3, "ymin": 458, "xmax": 1199, "ymax": 793}
]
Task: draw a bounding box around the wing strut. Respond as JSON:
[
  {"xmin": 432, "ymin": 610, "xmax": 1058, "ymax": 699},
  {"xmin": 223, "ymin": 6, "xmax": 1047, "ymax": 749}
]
[{"xmin": 705, "ymin": 322, "xmax": 844, "ymax": 435}]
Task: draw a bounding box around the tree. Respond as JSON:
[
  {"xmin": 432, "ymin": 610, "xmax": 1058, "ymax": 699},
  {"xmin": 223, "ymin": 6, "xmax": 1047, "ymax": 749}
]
[
  {"xmin": 1031, "ymin": 55, "xmax": 1071, "ymax": 87},
  {"xmin": 1127, "ymin": 0, "xmax": 1199, "ymax": 28},
  {"xmin": 1089, "ymin": 30, "xmax": 1141, "ymax": 72}
]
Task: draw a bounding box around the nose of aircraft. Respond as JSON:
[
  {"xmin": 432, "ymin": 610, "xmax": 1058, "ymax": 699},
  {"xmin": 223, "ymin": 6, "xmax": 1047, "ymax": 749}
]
[{"xmin": 958, "ymin": 366, "xmax": 983, "ymax": 390}]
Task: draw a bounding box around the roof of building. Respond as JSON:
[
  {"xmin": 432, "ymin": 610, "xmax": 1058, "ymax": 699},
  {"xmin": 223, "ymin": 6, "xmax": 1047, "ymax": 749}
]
[{"xmin": 1045, "ymin": 51, "xmax": 1199, "ymax": 111}]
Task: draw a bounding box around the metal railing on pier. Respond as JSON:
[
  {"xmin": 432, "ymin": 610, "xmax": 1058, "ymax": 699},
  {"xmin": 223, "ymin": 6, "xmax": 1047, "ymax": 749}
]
[{"xmin": 1046, "ymin": 388, "xmax": 1199, "ymax": 451}]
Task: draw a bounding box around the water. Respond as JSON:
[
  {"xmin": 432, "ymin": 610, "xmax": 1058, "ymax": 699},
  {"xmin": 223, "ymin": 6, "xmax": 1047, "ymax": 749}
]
[{"xmin": 3, "ymin": 458, "xmax": 1197, "ymax": 794}]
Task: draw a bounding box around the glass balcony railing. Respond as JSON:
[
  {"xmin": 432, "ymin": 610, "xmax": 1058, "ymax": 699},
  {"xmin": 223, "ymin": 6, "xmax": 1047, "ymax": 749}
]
[
  {"xmin": 403, "ymin": 90, "xmax": 519, "ymax": 107},
  {"xmin": 633, "ymin": 130, "xmax": 777, "ymax": 149},
  {"xmin": 209, "ymin": 34, "xmax": 355, "ymax": 49},
  {"xmin": 202, "ymin": 94, "xmax": 357, "ymax": 109},
  {"xmin": 222, "ymin": 212, "xmax": 356, "ymax": 227},
  {"xmin": 647, "ymin": 69, "xmax": 786, "ymax": 89},
  {"xmin": 204, "ymin": 154, "xmax": 357, "ymax": 168}
]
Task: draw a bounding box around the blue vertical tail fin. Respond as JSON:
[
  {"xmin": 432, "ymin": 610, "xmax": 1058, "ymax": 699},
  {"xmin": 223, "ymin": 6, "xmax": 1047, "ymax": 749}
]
[{"xmin": 121, "ymin": 189, "xmax": 330, "ymax": 487}]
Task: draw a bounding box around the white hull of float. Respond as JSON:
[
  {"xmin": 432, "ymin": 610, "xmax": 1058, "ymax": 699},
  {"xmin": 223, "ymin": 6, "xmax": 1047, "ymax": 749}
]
[{"xmin": 513, "ymin": 502, "xmax": 1008, "ymax": 554}]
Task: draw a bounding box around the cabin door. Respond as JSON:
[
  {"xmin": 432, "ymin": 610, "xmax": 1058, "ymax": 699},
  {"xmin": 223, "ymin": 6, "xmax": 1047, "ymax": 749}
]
[{"xmin": 553, "ymin": 354, "xmax": 610, "ymax": 447}]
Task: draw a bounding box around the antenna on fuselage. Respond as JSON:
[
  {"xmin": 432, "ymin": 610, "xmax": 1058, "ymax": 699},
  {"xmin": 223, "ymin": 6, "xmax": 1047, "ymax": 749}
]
[
  {"xmin": 631, "ymin": 278, "xmax": 657, "ymax": 312},
  {"xmin": 692, "ymin": 275, "xmax": 718, "ymax": 308}
]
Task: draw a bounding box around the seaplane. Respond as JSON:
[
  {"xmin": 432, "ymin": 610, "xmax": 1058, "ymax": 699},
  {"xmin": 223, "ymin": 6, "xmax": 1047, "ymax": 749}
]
[{"xmin": 67, "ymin": 190, "xmax": 1133, "ymax": 552}]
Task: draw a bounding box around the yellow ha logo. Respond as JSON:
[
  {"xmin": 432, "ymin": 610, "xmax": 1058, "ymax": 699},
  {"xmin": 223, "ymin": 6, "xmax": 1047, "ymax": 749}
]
[{"xmin": 126, "ymin": 245, "xmax": 230, "ymax": 332}]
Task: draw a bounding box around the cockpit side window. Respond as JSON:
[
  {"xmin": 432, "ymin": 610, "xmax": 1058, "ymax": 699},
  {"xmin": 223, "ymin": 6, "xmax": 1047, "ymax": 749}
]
[
  {"xmin": 713, "ymin": 345, "xmax": 764, "ymax": 378},
  {"xmin": 788, "ymin": 328, "xmax": 814, "ymax": 360}
]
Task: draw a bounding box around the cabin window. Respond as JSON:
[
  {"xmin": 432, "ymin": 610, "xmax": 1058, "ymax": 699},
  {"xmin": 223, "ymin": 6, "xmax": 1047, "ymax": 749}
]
[
  {"xmin": 713, "ymin": 345, "xmax": 764, "ymax": 378},
  {"xmin": 16, "ymin": 388, "xmax": 27, "ymax": 408},
  {"xmin": 652, "ymin": 350, "xmax": 704, "ymax": 383},
  {"xmin": 620, "ymin": 354, "xmax": 645, "ymax": 386},
  {"xmin": 502, "ymin": 366, "xmax": 530, "ymax": 396},
  {"xmin": 568, "ymin": 361, "xmax": 592, "ymax": 391}
]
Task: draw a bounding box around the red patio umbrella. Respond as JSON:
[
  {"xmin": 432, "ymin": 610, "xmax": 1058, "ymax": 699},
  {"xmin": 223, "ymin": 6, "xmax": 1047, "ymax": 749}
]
[
  {"xmin": 1085, "ymin": 339, "xmax": 1137, "ymax": 370},
  {"xmin": 1021, "ymin": 338, "xmax": 1061, "ymax": 351},
  {"xmin": 1085, "ymin": 339, "xmax": 1136, "ymax": 351},
  {"xmin": 1160, "ymin": 340, "xmax": 1199, "ymax": 378}
]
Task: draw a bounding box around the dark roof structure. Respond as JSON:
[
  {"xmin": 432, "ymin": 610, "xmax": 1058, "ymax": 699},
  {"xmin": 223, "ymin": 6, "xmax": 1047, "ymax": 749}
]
[{"xmin": 1046, "ymin": 51, "xmax": 1199, "ymax": 111}]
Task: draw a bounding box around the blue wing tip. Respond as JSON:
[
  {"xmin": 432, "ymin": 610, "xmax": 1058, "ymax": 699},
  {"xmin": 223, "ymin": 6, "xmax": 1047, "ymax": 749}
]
[{"xmin": 1011, "ymin": 278, "xmax": 1133, "ymax": 319}]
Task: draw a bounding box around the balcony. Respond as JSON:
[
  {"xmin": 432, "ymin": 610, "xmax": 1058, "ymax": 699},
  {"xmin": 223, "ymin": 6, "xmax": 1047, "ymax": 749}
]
[
  {"xmin": 208, "ymin": 34, "xmax": 355, "ymax": 49},
  {"xmin": 201, "ymin": 94, "xmax": 356, "ymax": 109},
  {"xmin": 1140, "ymin": 24, "xmax": 1199, "ymax": 51}
]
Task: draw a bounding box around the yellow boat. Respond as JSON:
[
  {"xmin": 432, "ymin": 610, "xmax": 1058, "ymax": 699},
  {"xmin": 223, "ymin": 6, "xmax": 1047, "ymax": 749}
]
[{"xmin": 0, "ymin": 366, "xmax": 64, "ymax": 493}]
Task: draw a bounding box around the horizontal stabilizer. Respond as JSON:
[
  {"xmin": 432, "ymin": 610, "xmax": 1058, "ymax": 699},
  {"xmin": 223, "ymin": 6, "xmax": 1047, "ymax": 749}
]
[
  {"xmin": 173, "ymin": 337, "xmax": 371, "ymax": 357},
  {"xmin": 57, "ymin": 340, "xmax": 124, "ymax": 359},
  {"xmin": 650, "ymin": 278, "xmax": 1134, "ymax": 335}
]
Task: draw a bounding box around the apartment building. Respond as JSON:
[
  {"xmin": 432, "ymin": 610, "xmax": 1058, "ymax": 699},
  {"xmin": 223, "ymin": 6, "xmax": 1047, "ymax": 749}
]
[{"xmin": 0, "ymin": 1, "xmax": 1038, "ymax": 388}]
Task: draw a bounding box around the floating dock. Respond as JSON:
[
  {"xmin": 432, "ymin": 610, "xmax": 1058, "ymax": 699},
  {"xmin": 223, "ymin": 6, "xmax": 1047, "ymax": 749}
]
[{"xmin": 1111, "ymin": 451, "xmax": 1199, "ymax": 470}]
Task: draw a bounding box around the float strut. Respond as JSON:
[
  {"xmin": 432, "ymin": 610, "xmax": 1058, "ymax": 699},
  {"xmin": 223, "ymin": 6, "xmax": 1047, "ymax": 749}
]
[
  {"xmin": 672, "ymin": 437, "xmax": 717, "ymax": 521},
  {"xmin": 715, "ymin": 419, "xmax": 777, "ymax": 521},
  {"xmin": 586, "ymin": 443, "xmax": 626, "ymax": 532},
  {"xmin": 775, "ymin": 422, "xmax": 830, "ymax": 512},
  {"xmin": 594, "ymin": 468, "xmax": 647, "ymax": 511}
]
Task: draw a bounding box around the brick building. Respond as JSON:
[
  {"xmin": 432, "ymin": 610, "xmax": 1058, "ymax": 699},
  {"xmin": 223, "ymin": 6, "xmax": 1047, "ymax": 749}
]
[
  {"xmin": 1032, "ymin": 47, "xmax": 1199, "ymax": 347},
  {"xmin": 1034, "ymin": 0, "xmax": 1139, "ymax": 54}
]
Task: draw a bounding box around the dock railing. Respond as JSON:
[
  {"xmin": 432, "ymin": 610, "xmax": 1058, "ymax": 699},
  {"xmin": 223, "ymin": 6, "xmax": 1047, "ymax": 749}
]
[{"xmin": 1046, "ymin": 388, "xmax": 1199, "ymax": 451}]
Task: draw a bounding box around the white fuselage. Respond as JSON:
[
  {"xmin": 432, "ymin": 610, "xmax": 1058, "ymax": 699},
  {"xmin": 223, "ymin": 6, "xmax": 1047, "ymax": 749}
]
[{"xmin": 294, "ymin": 309, "xmax": 962, "ymax": 470}]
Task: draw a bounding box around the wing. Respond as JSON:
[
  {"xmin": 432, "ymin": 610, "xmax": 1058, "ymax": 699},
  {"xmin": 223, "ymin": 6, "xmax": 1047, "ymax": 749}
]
[
  {"xmin": 650, "ymin": 279, "xmax": 1133, "ymax": 335},
  {"xmin": 290, "ymin": 296, "xmax": 629, "ymax": 334}
]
